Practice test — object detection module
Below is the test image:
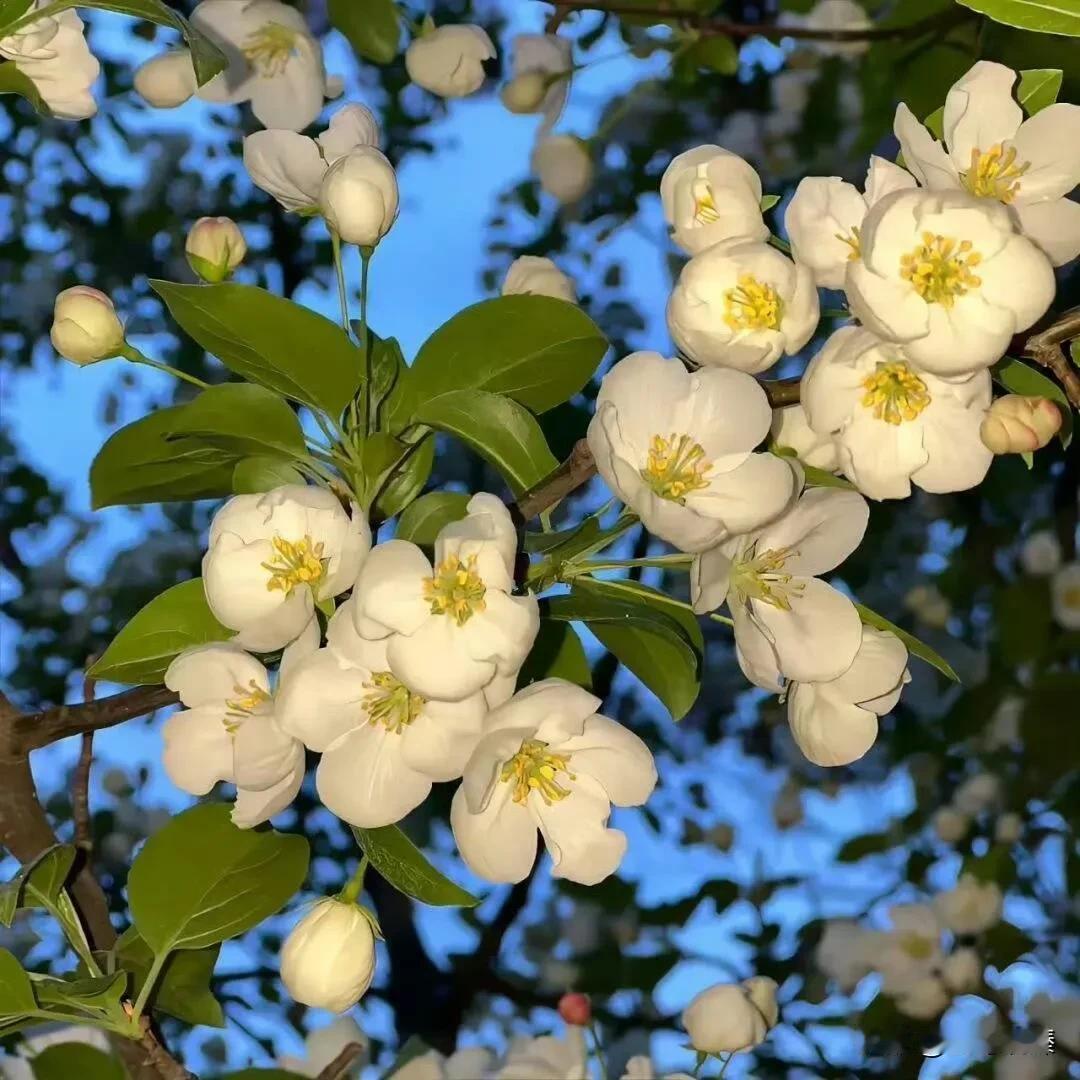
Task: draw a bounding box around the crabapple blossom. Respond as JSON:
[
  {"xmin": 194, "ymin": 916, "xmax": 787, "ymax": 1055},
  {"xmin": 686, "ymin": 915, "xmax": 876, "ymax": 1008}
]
[
  {"xmin": 319, "ymin": 147, "xmax": 399, "ymax": 247},
  {"xmin": 387, "ymin": 1049, "xmax": 495, "ymax": 1080},
  {"xmin": 875, "ymin": 904, "xmax": 944, "ymax": 1001},
  {"xmin": 50, "ymin": 287, "xmax": 125, "ymax": 366},
  {"xmin": 659, "ymin": 145, "xmax": 769, "ymax": 255},
  {"xmin": 350, "ymin": 494, "xmax": 538, "ymax": 701},
  {"xmin": 1051, "ymin": 562, "xmax": 1080, "ymax": 630},
  {"xmin": 667, "ymin": 239, "xmax": 818, "ymax": 373},
  {"xmin": 495, "ymin": 1030, "xmax": 588, "ymax": 1080},
  {"xmin": 681, "ymin": 977, "xmax": 779, "ymax": 1055},
  {"xmin": 243, "ymin": 103, "xmax": 381, "ymax": 213},
  {"xmin": 185, "ymin": 216, "xmax": 246, "ymax": 283},
  {"xmin": 202, "ymin": 484, "xmax": 371, "ymax": 652},
  {"xmin": 502, "ymin": 256, "xmax": 577, "ymax": 303},
  {"xmin": 786, "ymin": 156, "xmax": 915, "ymax": 288},
  {"xmin": 770, "ymin": 404, "xmax": 840, "ymax": 473},
  {"xmin": 405, "ymin": 23, "xmax": 495, "ymax": 98},
  {"xmin": 980, "ymin": 394, "xmax": 1062, "ymax": 454},
  {"xmin": 1020, "ymin": 530, "xmax": 1062, "ymax": 576},
  {"xmin": 941, "ymin": 947, "xmax": 983, "ymax": 994},
  {"xmin": 844, "ymin": 188, "xmax": 1054, "ymax": 376},
  {"xmin": 692, "ymin": 487, "xmax": 870, "ymax": 684},
  {"xmin": 935, "ymin": 875, "xmax": 1003, "ymax": 935},
  {"xmin": 276, "ymin": 600, "xmax": 488, "ymax": 828},
  {"xmin": 801, "ymin": 326, "xmax": 993, "ymax": 499},
  {"xmin": 278, "ymin": 1017, "xmax": 367, "ymax": 1078},
  {"xmin": 532, "ymin": 135, "xmax": 593, "ymax": 204},
  {"xmin": 587, "ymin": 352, "xmax": 799, "ymax": 552},
  {"xmin": 503, "ymin": 33, "xmax": 573, "ymax": 128},
  {"xmin": 815, "ymin": 921, "xmax": 877, "ymax": 991},
  {"xmin": 450, "ymin": 679, "xmax": 656, "ymax": 885},
  {"xmin": 621, "ymin": 1058, "xmax": 694, "ymax": 1080},
  {"xmin": 803, "ymin": 0, "xmax": 872, "ymax": 58},
  {"xmin": 895, "ymin": 61, "xmax": 1080, "ymax": 265},
  {"xmin": 133, "ymin": 48, "xmax": 198, "ymax": 108}
]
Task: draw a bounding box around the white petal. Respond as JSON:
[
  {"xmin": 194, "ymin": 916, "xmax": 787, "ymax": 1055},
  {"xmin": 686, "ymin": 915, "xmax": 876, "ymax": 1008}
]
[
  {"xmin": 1011, "ymin": 197, "xmax": 1080, "ymax": 266},
  {"xmin": 248, "ymin": 38, "xmax": 326, "ymax": 131},
  {"xmin": 690, "ymin": 541, "xmax": 737, "ymax": 614},
  {"xmin": 1010, "ymin": 103, "xmax": 1080, "ymax": 202},
  {"xmin": 844, "ymin": 261, "xmax": 929, "ymax": 344},
  {"xmin": 451, "ymin": 782, "xmax": 538, "ymax": 884},
  {"xmin": 799, "ymin": 326, "xmax": 870, "ymax": 435},
  {"xmin": 352, "ymin": 540, "xmax": 432, "ymax": 637},
  {"xmin": 691, "ymin": 453, "xmax": 799, "ymax": 538},
  {"xmin": 233, "ymin": 717, "xmax": 303, "ymax": 791},
  {"xmin": 318, "ymin": 102, "xmax": 380, "ymax": 159},
  {"xmin": 829, "ymin": 626, "xmax": 910, "ymax": 707},
  {"xmin": 488, "ymin": 678, "xmax": 601, "ymax": 741},
  {"xmin": 902, "ymin": 294, "xmax": 1014, "ymax": 376},
  {"xmin": 913, "ymin": 390, "xmax": 992, "ymax": 494},
  {"xmin": 977, "ymin": 233, "xmax": 1057, "ymax": 333},
  {"xmin": 785, "ymin": 176, "xmax": 866, "ymax": 290},
  {"xmin": 435, "ymin": 493, "xmax": 517, "ymax": 593},
  {"xmin": 863, "ymin": 156, "xmax": 917, "ymax": 205},
  {"xmin": 399, "ymin": 695, "xmax": 488, "ymax": 781},
  {"xmin": 730, "ymin": 601, "xmax": 783, "ymax": 689},
  {"xmin": 837, "ymin": 412, "xmax": 926, "ymax": 500},
  {"xmin": 788, "ymin": 683, "xmax": 879, "ymax": 766},
  {"xmin": 278, "ymin": 616, "xmax": 321, "ymax": 683},
  {"xmin": 162, "ymin": 707, "xmax": 235, "ymax": 794},
  {"xmin": 943, "ymin": 61, "xmax": 1022, "ymax": 168},
  {"xmin": 533, "ymin": 774, "xmax": 626, "ymax": 885},
  {"xmin": 893, "ymin": 103, "xmax": 959, "ymax": 189},
  {"xmin": 388, "ymin": 615, "xmax": 495, "ymax": 701},
  {"xmin": 462, "ymin": 726, "xmax": 538, "ymax": 815},
  {"xmin": 557, "ymin": 714, "xmax": 657, "ymax": 806},
  {"xmin": 165, "ymin": 643, "xmax": 269, "ymax": 709},
  {"xmin": 755, "ymin": 488, "xmax": 869, "ymax": 577},
  {"xmin": 243, "ymin": 131, "xmax": 325, "ymax": 211},
  {"xmin": 232, "ymin": 757, "xmax": 305, "ymax": 828},
  {"xmin": 275, "ymin": 649, "xmax": 366, "ymax": 751}
]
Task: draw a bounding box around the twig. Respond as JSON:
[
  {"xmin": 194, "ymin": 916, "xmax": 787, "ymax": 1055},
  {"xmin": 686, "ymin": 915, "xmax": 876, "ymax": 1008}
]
[
  {"xmin": 1022, "ymin": 307, "xmax": 1080, "ymax": 410},
  {"xmin": 316, "ymin": 1042, "xmax": 367, "ymax": 1080},
  {"xmin": 72, "ymin": 663, "xmax": 98, "ymax": 850}
]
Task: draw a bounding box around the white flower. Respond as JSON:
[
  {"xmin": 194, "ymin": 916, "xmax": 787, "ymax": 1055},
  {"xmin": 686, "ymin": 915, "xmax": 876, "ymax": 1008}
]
[
  {"xmin": 995, "ymin": 812, "xmax": 1023, "ymax": 844},
  {"xmin": 588, "ymin": 352, "xmax": 800, "ymax": 551},
  {"xmin": 278, "ymin": 1017, "xmax": 367, "ymax": 1078},
  {"xmin": 190, "ymin": 0, "xmax": 330, "ymax": 131},
  {"xmin": 502, "ymin": 256, "xmax": 576, "ymax": 303},
  {"xmin": 450, "ymin": 679, "xmax": 656, "ymax": 885},
  {"xmin": 350, "ymin": 494, "xmax": 538, "ymax": 701},
  {"xmin": 1019, "ymin": 530, "xmax": 1062, "ymax": 576},
  {"xmin": 770, "ymin": 404, "xmax": 840, "ymax": 473},
  {"xmin": 953, "ymin": 772, "xmax": 1001, "ymax": 816},
  {"xmin": 0, "ymin": 3, "xmax": 99, "ymax": 119},
  {"xmin": 876, "ymin": 903, "xmax": 943, "ymax": 997},
  {"xmin": 495, "ymin": 1030, "xmax": 588, "ymax": 1080},
  {"xmin": 692, "ymin": 487, "xmax": 869, "ymax": 684},
  {"xmin": 162, "ymin": 634, "xmax": 314, "ymax": 828},
  {"xmin": 985, "ymin": 695, "xmax": 1021, "ymax": 750},
  {"xmin": 503, "ymin": 33, "xmax": 573, "ymax": 128},
  {"xmin": 280, "ymin": 898, "xmax": 377, "ymax": 1012},
  {"xmin": 894, "ymin": 975, "xmax": 950, "ymax": 1019},
  {"xmin": 1028, "ymin": 994, "xmax": 1080, "ymax": 1055},
  {"xmin": 980, "ymin": 394, "xmax": 1062, "ymax": 454},
  {"xmin": 134, "ymin": 48, "xmax": 199, "ymax": 108},
  {"xmin": 815, "ymin": 920, "xmax": 877, "ymax": 992},
  {"xmin": 276, "ymin": 601, "xmax": 488, "ymax": 828},
  {"xmin": 844, "ymin": 187, "xmax": 1054, "ymax": 376},
  {"xmin": 801, "ymin": 326, "xmax": 993, "ymax": 499},
  {"xmin": 659, "ymin": 145, "xmax": 769, "ymax": 255},
  {"xmin": 50, "ymin": 286, "xmax": 125, "ymax": 366},
  {"xmin": 804, "ymin": 0, "xmax": 872, "ymax": 58},
  {"xmin": 681, "ymin": 977, "xmax": 779, "ymax": 1055},
  {"xmin": 934, "ymin": 875, "xmax": 1003, "ymax": 935},
  {"xmin": 1052, "ymin": 562, "xmax": 1080, "ymax": 630},
  {"xmin": 667, "ymin": 239, "xmax": 818, "ymax": 374},
  {"xmin": 941, "ymin": 946, "xmax": 983, "ymax": 994},
  {"xmin": 405, "ymin": 23, "xmax": 495, "ymax": 98},
  {"xmin": 319, "ymin": 147, "xmax": 399, "ymax": 247},
  {"xmin": 620, "ymin": 1056, "xmax": 693, "ymax": 1080},
  {"xmin": 202, "ymin": 484, "xmax": 371, "ymax": 652},
  {"xmin": 932, "ymin": 806, "xmax": 970, "ymax": 843},
  {"xmin": 532, "ymin": 135, "xmax": 593, "ymax": 204},
  {"xmin": 786, "ymin": 156, "xmax": 916, "ymax": 288},
  {"xmin": 388, "ymin": 1048, "xmax": 495, "ymax": 1080},
  {"xmin": 786, "ymin": 626, "xmax": 910, "ymax": 767},
  {"xmin": 186, "ymin": 216, "xmax": 246, "ymax": 283},
  {"xmin": 894, "ymin": 61, "xmax": 1080, "ymax": 266},
  {"xmin": 243, "ymin": 103, "xmax": 381, "ymax": 213}
]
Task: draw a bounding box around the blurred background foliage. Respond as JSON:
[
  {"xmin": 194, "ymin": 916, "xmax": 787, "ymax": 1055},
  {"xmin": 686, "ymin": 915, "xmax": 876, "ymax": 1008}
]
[{"xmin": 1, "ymin": 0, "xmax": 1078, "ymax": 1076}]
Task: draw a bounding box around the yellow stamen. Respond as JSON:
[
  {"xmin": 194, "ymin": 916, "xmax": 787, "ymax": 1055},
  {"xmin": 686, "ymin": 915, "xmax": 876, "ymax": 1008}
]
[
  {"xmin": 836, "ymin": 225, "xmax": 861, "ymax": 261},
  {"xmin": 641, "ymin": 433, "xmax": 713, "ymax": 503},
  {"xmin": 223, "ymin": 680, "xmax": 272, "ymax": 734},
  {"xmin": 691, "ymin": 179, "xmax": 721, "ymax": 224},
  {"xmin": 900, "ymin": 933, "xmax": 935, "ymax": 960},
  {"xmin": 860, "ymin": 361, "xmax": 932, "ymax": 425},
  {"xmin": 423, "ymin": 554, "xmax": 487, "ymax": 626},
  {"xmin": 898, "ymin": 232, "xmax": 982, "ymax": 307},
  {"xmin": 500, "ymin": 739, "xmax": 575, "ymax": 805},
  {"xmin": 363, "ymin": 672, "xmax": 425, "ymax": 734},
  {"xmin": 723, "ymin": 274, "xmax": 783, "ymax": 332},
  {"xmin": 262, "ymin": 535, "xmax": 327, "ymax": 595},
  {"xmin": 960, "ymin": 143, "xmax": 1029, "ymax": 204},
  {"xmin": 242, "ymin": 23, "xmax": 300, "ymax": 77},
  {"xmin": 733, "ymin": 544, "xmax": 804, "ymax": 611}
]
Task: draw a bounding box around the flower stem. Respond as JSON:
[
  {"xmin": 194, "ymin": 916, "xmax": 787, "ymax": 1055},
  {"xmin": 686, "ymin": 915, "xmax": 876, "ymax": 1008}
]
[
  {"xmin": 358, "ymin": 247, "xmax": 373, "ymax": 435},
  {"xmin": 330, "ymin": 229, "xmax": 350, "ymax": 333},
  {"xmin": 587, "ymin": 1021, "xmax": 608, "ymax": 1080},
  {"xmin": 717, "ymin": 1053, "xmax": 733, "ymax": 1077},
  {"xmin": 130, "ymin": 949, "xmax": 169, "ymax": 1025},
  {"xmin": 119, "ymin": 344, "xmax": 209, "ymax": 389},
  {"xmin": 567, "ymin": 554, "xmax": 692, "ymax": 576},
  {"xmin": 767, "ymin": 234, "xmax": 791, "ymax": 255},
  {"xmin": 340, "ymin": 856, "xmax": 370, "ymax": 904}
]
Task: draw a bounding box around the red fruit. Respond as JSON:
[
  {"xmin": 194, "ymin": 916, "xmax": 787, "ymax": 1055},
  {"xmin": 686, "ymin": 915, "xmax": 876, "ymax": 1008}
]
[{"xmin": 558, "ymin": 992, "xmax": 592, "ymax": 1026}]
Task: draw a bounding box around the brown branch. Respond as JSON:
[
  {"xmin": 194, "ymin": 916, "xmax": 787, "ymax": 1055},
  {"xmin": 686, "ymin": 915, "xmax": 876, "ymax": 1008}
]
[
  {"xmin": 72, "ymin": 664, "xmax": 98, "ymax": 850},
  {"xmin": 316, "ymin": 1043, "xmax": 367, "ymax": 1080},
  {"xmin": 1022, "ymin": 307, "xmax": 1080, "ymax": 410}
]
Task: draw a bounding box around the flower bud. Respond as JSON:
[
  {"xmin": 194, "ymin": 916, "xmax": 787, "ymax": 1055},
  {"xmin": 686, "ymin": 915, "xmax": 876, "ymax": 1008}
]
[
  {"xmin": 280, "ymin": 899, "xmax": 377, "ymax": 1013},
  {"xmin": 319, "ymin": 148, "xmax": 399, "ymax": 248},
  {"xmin": 134, "ymin": 48, "xmax": 197, "ymax": 109},
  {"xmin": 557, "ymin": 992, "xmax": 592, "ymax": 1026},
  {"xmin": 932, "ymin": 806, "xmax": 969, "ymax": 844},
  {"xmin": 532, "ymin": 135, "xmax": 593, "ymax": 205},
  {"xmin": 500, "ymin": 71, "xmax": 549, "ymax": 113},
  {"xmin": 941, "ymin": 947, "xmax": 982, "ymax": 995},
  {"xmin": 682, "ymin": 976, "xmax": 779, "ymax": 1055},
  {"xmin": 980, "ymin": 394, "xmax": 1062, "ymax": 454},
  {"xmin": 185, "ymin": 216, "xmax": 247, "ymax": 283},
  {"xmin": 501, "ymin": 255, "xmax": 576, "ymax": 303},
  {"xmin": 405, "ymin": 23, "xmax": 495, "ymax": 98},
  {"xmin": 50, "ymin": 286, "xmax": 125, "ymax": 366}
]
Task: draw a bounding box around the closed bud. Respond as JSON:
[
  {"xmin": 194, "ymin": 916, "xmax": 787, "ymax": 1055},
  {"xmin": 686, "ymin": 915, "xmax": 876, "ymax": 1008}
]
[
  {"xmin": 531, "ymin": 135, "xmax": 593, "ymax": 205},
  {"xmin": 134, "ymin": 48, "xmax": 197, "ymax": 109},
  {"xmin": 980, "ymin": 395, "xmax": 1062, "ymax": 454},
  {"xmin": 500, "ymin": 71, "xmax": 549, "ymax": 113},
  {"xmin": 319, "ymin": 148, "xmax": 399, "ymax": 248},
  {"xmin": 502, "ymin": 255, "xmax": 576, "ymax": 303},
  {"xmin": 557, "ymin": 992, "xmax": 592, "ymax": 1026},
  {"xmin": 50, "ymin": 286, "xmax": 125, "ymax": 366},
  {"xmin": 405, "ymin": 23, "xmax": 495, "ymax": 99},
  {"xmin": 682, "ymin": 977, "xmax": 779, "ymax": 1055},
  {"xmin": 280, "ymin": 899, "xmax": 377, "ymax": 1013},
  {"xmin": 186, "ymin": 216, "xmax": 247, "ymax": 283}
]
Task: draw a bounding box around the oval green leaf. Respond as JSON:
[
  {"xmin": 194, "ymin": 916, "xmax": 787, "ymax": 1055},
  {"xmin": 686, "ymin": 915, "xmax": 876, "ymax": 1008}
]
[
  {"xmin": 31, "ymin": 1044, "xmax": 125, "ymax": 1080},
  {"xmin": 395, "ymin": 491, "xmax": 471, "ymax": 545},
  {"xmin": 957, "ymin": 0, "xmax": 1080, "ymax": 36},
  {"xmin": 0, "ymin": 948, "xmax": 35, "ymax": 1016},
  {"xmin": 329, "ymin": 0, "xmax": 400, "ymax": 63},
  {"xmin": 351, "ymin": 825, "xmax": 479, "ymax": 908},
  {"xmin": 855, "ymin": 603, "xmax": 960, "ymax": 682}
]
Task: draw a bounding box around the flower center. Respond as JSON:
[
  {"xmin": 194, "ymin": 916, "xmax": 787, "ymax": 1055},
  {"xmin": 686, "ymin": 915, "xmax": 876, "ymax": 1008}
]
[
  {"xmin": 860, "ymin": 361, "xmax": 932, "ymax": 425},
  {"xmin": 723, "ymin": 274, "xmax": 783, "ymax": 332},
  {"xmin": 500, "ymin": 739, "xmax": 575, "ymax": 805},
  {"xmin": 960, "ymin": 143, "xmax": 1029, "ymax": 204},
  {"xmin": 836, "ymin": 225, "xmax": 861, "ymax": 261},
  {"xmin": 900, "ymin": 933, "xmax": 935, "ymax": 960},
  {"xmin": 641, "ymin": 433, "xmax": 712, "ymax": 503},
  {"xmin": 262, "ymin": 535, "xmax": 327, "ymax": 595},
  {"xmin": 223, "ymin": 680, "xmax": 272, "ymax": 734},
  {"xmin": 423, "ymin": 554, "xmax": 487, "ymax": 626},
  {"xmin": 733, "ymin": 544, "xmax": 804, "ymax": 611},
  {"xmin": 899, "ymin": 232, "xmax": 982, "ymax": 307},
  {"xmin": 691, "ymin": 179, "xmax": 720, "ymax": 224},
  {"xmin": 242, "ymin": 22, "xmax": 300, "ymax": 77},
  {"xmin": 363, "ymin": 672, "xmax": 425, "ymax": 734}
]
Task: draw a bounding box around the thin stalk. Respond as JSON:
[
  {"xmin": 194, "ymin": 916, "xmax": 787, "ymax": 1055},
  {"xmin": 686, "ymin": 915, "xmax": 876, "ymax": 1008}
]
[
  {"xmin": 717, "ymin": 1053, "xmax": 732, "ymax": 1077},
  {"xmin": 708, "ymin": 612, "xmax": 735, "ymax": 627},
  {"xmin": 120, "ymin": 344, "xmax": 209, "ymax": 390},
  {"xmin": 358, "ymin": 248, "xmax": 373, "ymax": 435},
  {"xmin": 587, "ymin": 1021, "xmax": 608, "ymax": 1080},
  {"xmin": 767, "ymin": 234, "xmax": 792, "ymax": 255},
  {"xmin": 567, "ymin": 554, "xmax": 692, "ymax": 575},
  {"xmin": 330, "ymin": 230, "xmax": 350, "ymax": 333},
  {"xmin": 130, "ymin": 950, "xmax": 169, "ymax": 1025},
  {"xmin": 340, "ymin": 856, "xmax": 370, "ymax": 904}
]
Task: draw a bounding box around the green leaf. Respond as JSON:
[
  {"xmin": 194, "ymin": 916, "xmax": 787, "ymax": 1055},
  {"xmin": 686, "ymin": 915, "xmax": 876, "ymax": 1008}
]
[
  {"xmin": 855, "ymin": 603, "xmax": 960, "ymax": 682},
  {"xmin": 577, "ymin": 576, "xmax": 704, "ymax": 654},
  {"xmin": 0, "ymin": 948, "xmax": 35, "ymax": 1016},
  {"xmin": 802, "ymin": 465, "xmax": 856, "ymax": 490},
  {"xmin": 956, "ymin": 0, "xmax": 1080, "ymax": 36},
  {"xmin": 546, "ymin": 583, "xmax": 701, "ymax": 720},
  {"xmin": 0, "ymin": 846, "xmax": 75, "ymax": 926},
  {"xmin": 166, "ymin": 383, "xmax": 308, "ymax": 461},
  {"xmin": 408, "ymin": 296, "xmax": 608, "ymax": 416},
  {"xmin": 376, "ymin": 437, "xmax": 435, "ymax": 519},
  {"xmin": 115, "ymin": 928, "xmax": 225, "ymax": 1028},
  {"xmin": 924, "ymin": 104, "xmax": 945, "ymax": 139},
  {"xmin": 0, "ymin": 0, "xmax": 32, "ymax": 30},
  {"xmin": 90, "ymin": 405, "xmax": 237, "ymax": 509},
  {"xmin": 992, "ymin": 355, "xmax": 1073, "ymax": 448},
  {"xmin": 329, "ymin": 0, "xmax": 400, "ymax": 64},
  {"xmin": 31, "ymin": 1044, "xmax": 125, "ymax": 1080},
  {"xmin": 684, "ymin": 34, "xmax": 739, "ymax": 73},
  {"xmin": 367, "ymin": 334, "xmax": 412, "ymax": 433},
  {"xmin": 129, "ymin": 803, "xmax": 309, "ymax": 954},
  {"xmin": 414, "ymin": 390, "xmax": 559, "ymax": 496},
  {"xmin": 395, "ymin": 491, "xmax": 471, "ymax": 545},
  {"xmin": 232, "ymin": 457, "xmax": 306, "ymax": 494},
  {"xmin": 32, "ymin": 973, "xmax": 127, "ymax": 1018},
  {"xmin": 0, "ymin": 61, "xmax": 48, "ymax": 113},
  {"xmin": 516, "ymin": 620, "xmax": 592, "ymax": 690},
  {"xmin": 351, "ymin": 825, "xmax": 479, "ymax": 908},
  {"xmin": 88, "ymin": 579, "xmax": 230, "ymax": 686},
  {"xmin": 836, "ymin": 832, "xmax": 894, "ymax": 862},
  {"xmin": 982, "ymin": 920, "xmax": 1035, "ymax": 968},
  {"xmin": 760, "ymin": 194, "xmax": 781, "ymax": 211},
  {"xmin": 151, "ymin": 281, "xmax": 362, "ymax": 418},
  {"xmin": 1017, "ymin": 67, "xmax": 1063, "ymax": 113}
]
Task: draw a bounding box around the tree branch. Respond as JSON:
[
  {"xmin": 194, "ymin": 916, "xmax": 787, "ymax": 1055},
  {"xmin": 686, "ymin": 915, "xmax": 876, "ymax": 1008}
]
[
  {"xmin": 316, "ymin": 1043, "xmax": 367, "ymax": 1080},
  {"xmin": 1021, "ymin": 307, "xmax": 1080, "ymax": 410}
]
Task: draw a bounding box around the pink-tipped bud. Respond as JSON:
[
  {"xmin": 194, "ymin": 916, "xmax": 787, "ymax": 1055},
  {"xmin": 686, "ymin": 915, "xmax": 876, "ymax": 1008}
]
[
  {"xmin": 980, "ymin": 395, "xmax": 1062, "ymax": 455},
  {"xmin": 558, "ymin": 992, "xmax": 592, "ymax": 1026}
]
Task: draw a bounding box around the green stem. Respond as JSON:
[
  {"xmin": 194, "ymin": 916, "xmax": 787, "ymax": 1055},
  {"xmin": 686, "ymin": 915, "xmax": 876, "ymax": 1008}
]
[
  {"xmin": 587, "ymin": 1021, "xmax": 608, "ymax": 1080},
  {"xmin": 567, "ymin": 554, "xmax": 692, "ymax": 575},
  {"xmin": 45, "ymin": 897, "xmax": 102, "ymax": 977},
  {"xmin": 120, "ymin": 344, "xmax": 209, "ymax": 390},
  {"xmin": 717, "ymin": 1053, "xmax": 732, "ymax": 1077},
  {"xmin": 340, "ymin": 856, "xmax": 370, "ymax": 904},
  {"xmin": 130, "ymin": 950, "xmax": 169, "ymax": 1025},
  {"xmin": 359, "ymin": 248, "xmax": 373, "ymax": 435},
  {"xmin": 767, "ymin": 234, "xmax": 792, "ymax": 255},
  {"xmin": 330, "ymin": 230, "xmax": 350, "ymax": 333},
  {"xmin": 708, "ymin": 611, "xmax": 735, "ymax": 627}
]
